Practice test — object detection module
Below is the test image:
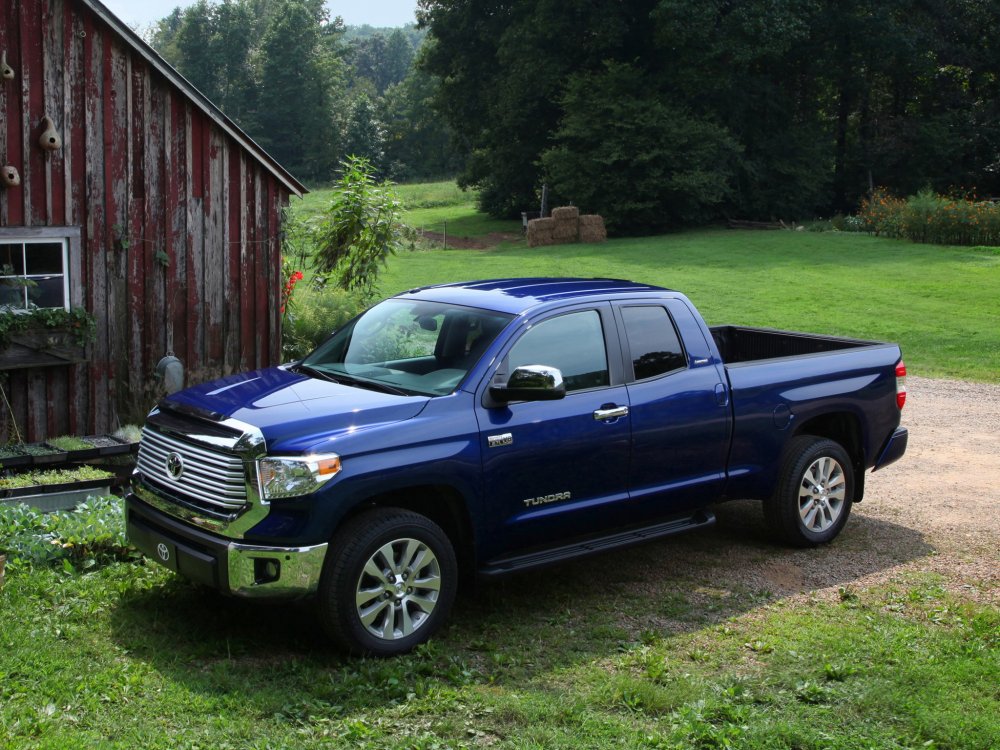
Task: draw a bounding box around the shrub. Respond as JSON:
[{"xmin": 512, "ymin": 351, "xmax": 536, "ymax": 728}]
[
  {"xmin": 0, "ymin": 495, "xmax": 135, "ymax": 572},
  {"xmin": 859, "ymin": 187, "xmax": 1000, "ymax": 246}
]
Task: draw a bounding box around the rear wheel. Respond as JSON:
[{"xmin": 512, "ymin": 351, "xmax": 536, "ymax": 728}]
[
  {"xmin": 765, "ymin": 436, "xmax": 854, "ymax": 547},
  {"xmin": 317, "ymin": 507, "xmax": 457, "ymax": 656}
]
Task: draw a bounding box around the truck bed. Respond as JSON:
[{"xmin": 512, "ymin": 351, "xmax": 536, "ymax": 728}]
[{"xmin": 709, "ymin": 326, "xmax": 875, "ymax": 365}]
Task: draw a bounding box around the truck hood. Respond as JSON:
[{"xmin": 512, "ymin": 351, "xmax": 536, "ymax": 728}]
[{"xmin": 163, "ymin": 366, "xmax": 429, "ymax": 453}]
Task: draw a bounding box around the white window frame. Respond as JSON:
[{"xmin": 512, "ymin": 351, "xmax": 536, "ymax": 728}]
[{"xmin": 0, "ymin": 227, "xmax": 80, "ymax": 313}]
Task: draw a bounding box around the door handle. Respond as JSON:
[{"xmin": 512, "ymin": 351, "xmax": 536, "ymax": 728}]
[{"xmin": 593, "ymin": 405, "xmax": 629, "ymax": 421}]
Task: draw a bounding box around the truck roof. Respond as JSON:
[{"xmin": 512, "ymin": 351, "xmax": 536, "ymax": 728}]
[{"xmin": 397, "ymin": 278, "xmax": 674, "ymax": 315}]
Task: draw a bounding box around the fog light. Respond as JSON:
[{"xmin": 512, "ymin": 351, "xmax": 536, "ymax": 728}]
[{"xmin": 254, "ymin": 558, "xmax": 280, "ymax": 584}]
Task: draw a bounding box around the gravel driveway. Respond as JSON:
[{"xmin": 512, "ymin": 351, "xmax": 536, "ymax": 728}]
[{"xmin": 702, "ymin": 375, "xmax": 1000, "ymax": 607}]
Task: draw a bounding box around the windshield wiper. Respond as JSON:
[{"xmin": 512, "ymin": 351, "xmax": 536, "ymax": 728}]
[
  {"xmin": 333, "ymin": 373, "xmax": 413, "ymax": 397},
  {"xmin": 292, "ymin": 362, "xmax": 341, "ymax": 383}
]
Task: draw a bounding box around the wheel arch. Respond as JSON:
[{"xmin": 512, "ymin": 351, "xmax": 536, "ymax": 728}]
[
  {"xmin": 344, "ymin": 484, "xmax": 477, "ymax": 573},
  {"xmin": 793, "ymin": 411, "xmax": 866, "ymax": 501}
]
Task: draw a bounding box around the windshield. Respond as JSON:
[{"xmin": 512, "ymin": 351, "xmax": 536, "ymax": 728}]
[{"xmin": 300, "ymin": 299, "xmax": 514, "ymax": 396}]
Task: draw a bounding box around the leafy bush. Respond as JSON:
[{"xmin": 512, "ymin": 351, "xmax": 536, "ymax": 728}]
[
  {"xmin": 0, "ymin": 495, "xmax": 134, "ymax": 572},
  {"xmin": 281, "ymin": 285, "xmax": 366, "ymax": 361},
  {"xmin": 310, "ymin": 156, "xmax": 405, "ymax": 295}
]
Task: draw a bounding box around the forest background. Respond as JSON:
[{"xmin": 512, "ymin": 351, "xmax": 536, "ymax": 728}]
[{"xmin": 150, "ymin": 0, "xmax": 1000, "ymax": 234}]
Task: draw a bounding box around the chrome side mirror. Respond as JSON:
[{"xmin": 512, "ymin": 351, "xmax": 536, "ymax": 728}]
[{"xmin": 489, "ymin": 365, "xmax": 566, "ymax": 403}]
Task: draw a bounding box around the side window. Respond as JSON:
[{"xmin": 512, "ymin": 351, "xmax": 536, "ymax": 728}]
[
  {"xmin": 621, "ymin": 306, "xmax": 687, "ymax": 380},
  {"xmin": 508, "ymin": 310, "xmax": 609, "ymax": 392}
]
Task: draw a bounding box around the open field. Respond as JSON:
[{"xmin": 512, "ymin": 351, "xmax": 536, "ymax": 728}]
[{"xmin": 378, "ymin": 229, "xmax": 1000, "ymax": 383}]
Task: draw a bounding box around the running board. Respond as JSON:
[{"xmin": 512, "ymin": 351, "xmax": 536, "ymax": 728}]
[{"xmin": 479, "ymin": 510, "xmax": 716, "ymax": 577}]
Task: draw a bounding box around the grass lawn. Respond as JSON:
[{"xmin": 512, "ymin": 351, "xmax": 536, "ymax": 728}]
[
  {"xmin": 2, "ymin": 555, "xmax": 997, "ymax": 748},
  {"xmin": 377, "ymin": 229, "xmax": 1000, "ymax": 382}
]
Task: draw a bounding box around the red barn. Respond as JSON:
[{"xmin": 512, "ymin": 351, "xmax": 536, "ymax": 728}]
[{"xmin": 0, "ymin": 0, "xmax": 305, "ymax": 441}]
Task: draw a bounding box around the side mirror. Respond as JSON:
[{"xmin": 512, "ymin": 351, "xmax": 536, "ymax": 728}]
[{"xmin": 489, "ymin": 365, "xmax": 566, "ymax": 404}]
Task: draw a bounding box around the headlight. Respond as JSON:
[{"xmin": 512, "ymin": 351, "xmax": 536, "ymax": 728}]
[{"xmin": 256, "ymin": 454, "xmax": 342, "ymax": 500}]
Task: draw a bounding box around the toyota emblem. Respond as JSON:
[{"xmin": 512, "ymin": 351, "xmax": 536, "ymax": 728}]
[
  {"xmin": 156, "ymin": 543, "xmax": 170, "ymax": 562},
  {"xmin": 165, "ymin": 451, "xmax": 184, "ymax": 480}
]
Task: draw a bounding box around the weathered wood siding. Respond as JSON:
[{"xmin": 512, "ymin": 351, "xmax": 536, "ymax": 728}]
[{"xmin": 0, "ymin": 0, "xmax": 292, "ymax": 441}]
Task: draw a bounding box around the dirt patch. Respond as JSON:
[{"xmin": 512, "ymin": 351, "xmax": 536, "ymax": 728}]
[
  {"xmin": 416, "ymin": 230, "xmax": 522, "ymax": 249},
  {"xmin": 731, "ymin": 375, "xmax": 1000, "ymax": 604}
]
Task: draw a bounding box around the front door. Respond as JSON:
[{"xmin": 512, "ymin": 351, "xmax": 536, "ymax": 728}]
[{"xmin": 475, "ymin": 306, "xmax": 632, "ymax": 558}]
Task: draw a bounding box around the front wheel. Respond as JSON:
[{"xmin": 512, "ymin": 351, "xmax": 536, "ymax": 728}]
[
  {"xmin": 317, "ymin": 507, "xmax": 457, "ymax": 656},
  {"xmin": 765, "ymin": 436, "xmax": 855, "ymax": 547}
]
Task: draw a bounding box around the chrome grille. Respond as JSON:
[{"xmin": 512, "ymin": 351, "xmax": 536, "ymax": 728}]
[{"xmin": 137, "ymin": 426, "xmax": 248, "ymax": 514}]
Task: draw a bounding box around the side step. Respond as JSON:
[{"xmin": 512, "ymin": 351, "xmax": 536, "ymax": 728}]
[{"xmin": 479, "ymin": 510, "xmax": 716, "ymax": 577}]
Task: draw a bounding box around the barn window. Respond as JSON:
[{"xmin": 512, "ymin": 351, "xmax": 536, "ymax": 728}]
[{"xmin": 0, "ymin": 236, "xmax": 71, "ymax": 312}]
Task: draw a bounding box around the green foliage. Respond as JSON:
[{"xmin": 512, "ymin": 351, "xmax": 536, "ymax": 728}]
[
  {"xmin": 419, "ymin": 0, "xmax": 1000, "ymax": 228},
  {"xmin": 45, "ymin": 436, "xmax": 93, "ymax": 451},
  {"xmin": 859, "ymin": 188, "xmax": 1000, "ymax": 246},
  {"xmin": 0, "ymin": 495, "xmax": 133, "ymax": 571},
  {"xmin": 281, "ymin": 285, "xmax": 366, "ymax": 360},
  {"xmin": 310, "ymin": 157, "xmax": 405, "ymax": 295},
  {"xmin": 0, "ymin": 306, "xmax": 97, "ymax": 348},
  {"xmin": 0, "ymin": 465, "xmax": 112, "ymax": 490},
  {"xmin": 542, "ymin": 61, "xmax": 739, "ymax": 233}
]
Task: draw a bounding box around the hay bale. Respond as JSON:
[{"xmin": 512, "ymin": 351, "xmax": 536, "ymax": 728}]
[
  {"xmin": 552, "ymin": 220, "xmax": 579, "ymax": 242},
  {"xmin": 550, "ymin": 206, "xmax": 580, "ymax": 221},
  {"xmin": 527, "ymin": 217, "xmax": 556, "ymax": 247},
  {"xmin": 578, "ymin": 214, "xmax": 607, "ymax": 243}
]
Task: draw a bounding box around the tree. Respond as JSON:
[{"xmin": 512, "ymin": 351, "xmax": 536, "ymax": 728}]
[
  {"xmin": 257, "ymin": 0, "xmax": 342, "ymax": 181},
  {"xmin": 542, "ymin": 62, "xmax": 739, "ymax": 232}
]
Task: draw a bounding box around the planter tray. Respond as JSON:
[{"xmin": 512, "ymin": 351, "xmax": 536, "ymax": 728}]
[
  {"xmin": 0, "ymin": 482, "xmax": 111, "ymax": 512},
  {"xmin": 83, "ymin": 435, "xmax": 133, "ymax": 457},
  {"xmin": 0, "ymin": 477, "xmax": 111, "ymax": 500}
]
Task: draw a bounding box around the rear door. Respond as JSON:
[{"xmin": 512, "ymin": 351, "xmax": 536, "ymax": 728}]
[
  {"xmin": 474, "ymin": 304, "xmax": 632, "ymax": 556},
  {"xmin": 614, "ymin": 300, "xmax": 731, "ymax": 517}
]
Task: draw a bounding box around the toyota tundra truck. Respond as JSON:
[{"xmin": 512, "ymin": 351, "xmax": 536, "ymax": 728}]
[{"xmin": 126, "ymin": 278, "xmax": 908, "ymax": 654}]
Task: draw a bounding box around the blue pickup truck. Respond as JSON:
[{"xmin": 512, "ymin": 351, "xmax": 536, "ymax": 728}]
[{"xmin": 126, "ymin": 278, "xmax": 908, "ymax": 654}]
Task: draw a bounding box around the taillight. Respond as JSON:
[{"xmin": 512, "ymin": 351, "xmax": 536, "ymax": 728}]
[{"xmin": 895, "ymin": 360, "xmax": 907, "ymax": 409}]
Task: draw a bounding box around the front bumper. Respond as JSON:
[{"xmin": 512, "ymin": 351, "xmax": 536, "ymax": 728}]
[{"xmin": 126, "ymin": 493, "xmax": 327, "ymax": 599}]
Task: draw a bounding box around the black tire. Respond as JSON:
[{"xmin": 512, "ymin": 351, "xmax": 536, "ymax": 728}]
[
  {"xmin": 765, "ymin": 436, "xmax": 855, "ymax": 547},
  {"xmin": 317, "ymin": 507, "xmax": 457, "ymax": 656}
]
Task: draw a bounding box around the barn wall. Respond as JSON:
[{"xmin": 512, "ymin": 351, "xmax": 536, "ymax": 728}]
[{"xmin": 0, "ymin": 0, "xmax": 289, "ymax": 441}]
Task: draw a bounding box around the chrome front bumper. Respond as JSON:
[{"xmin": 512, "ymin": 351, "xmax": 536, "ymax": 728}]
[{"xmin": 126, "ymin": 493, "xmax": 327, "ymax": 599}]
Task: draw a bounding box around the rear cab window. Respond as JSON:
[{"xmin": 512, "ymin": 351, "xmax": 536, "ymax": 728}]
[{"xmin": 619, "ymin": 305, "xmax": 687, "ymax": 380}]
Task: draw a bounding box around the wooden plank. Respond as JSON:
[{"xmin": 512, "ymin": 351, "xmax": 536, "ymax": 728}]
[
  {"xmin": 144, "ymin": 67, "xmax": 167, "ymax": 378},
  {"xmin": 253, "ymin": 169, "xmax": 268, "ymax": 368},
  {"xmin": 205, "ymin": 125, "xmax": 225, "ymax": 367},
  {"xmin": 126, "ymin": 51, "xmax": 146, "ymax": 416},
  {"xmin": 0, "ymin": 0, "xmax": 10, "ymax": 226},
  {"xmin": 166, "ymin": 91, "xmax": 188, "ymax": 368},
  {"xmin": 43, "ymin": 0, "xmax": 67, "ymax": 226},
  {"xmin": 224, "ymin": 138, "xmax": 242, "ymax": 372},
  {"xmin": 67, "ymin": 1, "xmax": 89, "ymax": 434},
  {"xmin": 267, "ymin": 177, "xmax": 281, "ymax": 364},
  {"xmin": 185, "ymin": 105, "xmax": 203, "ymax": 371},
  {"xmin": 85, "ymin": 13, "xmax": 110, "ymax": 433},
  {"xmin": 239, "ymin": 153, "xmax": 254, "ymax": 370},
  {"xmin": 107, "ymin": 38, "xmax": 130, "ymax": 428}
]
